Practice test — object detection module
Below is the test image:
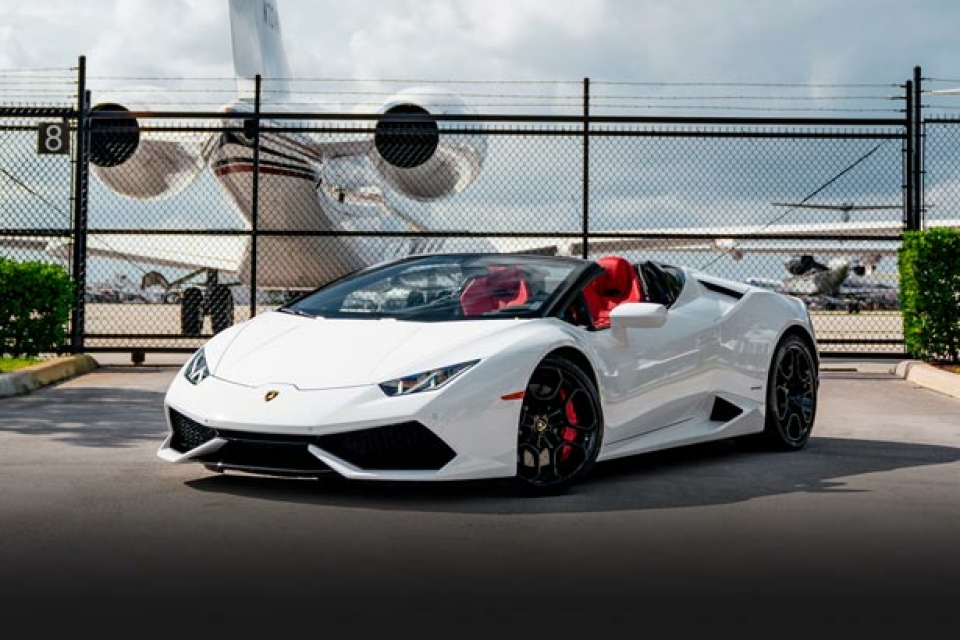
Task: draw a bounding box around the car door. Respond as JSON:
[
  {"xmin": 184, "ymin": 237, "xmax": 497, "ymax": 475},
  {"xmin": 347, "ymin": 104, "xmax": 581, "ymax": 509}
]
[{"xmin": 586, "ymin": 281, "xmax": 720, "ymax": 453}]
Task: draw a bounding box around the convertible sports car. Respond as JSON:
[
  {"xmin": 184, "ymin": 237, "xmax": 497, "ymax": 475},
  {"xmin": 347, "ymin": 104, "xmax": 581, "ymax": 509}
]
[{"xmin": 159, "ymin": 253, "xmax": 819, "ymax": 493}]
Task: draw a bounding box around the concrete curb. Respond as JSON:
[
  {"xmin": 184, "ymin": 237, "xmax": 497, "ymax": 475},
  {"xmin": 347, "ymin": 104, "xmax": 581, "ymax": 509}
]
[
  {"xmin": 893, "ymin": 360, "xmax": 960, "ymax": 400},
  {"xmin": 0, "ymin": 355, "xmax": 99, "ymax": 399},
  {"xmin": 819, "ymin": 359, "xmax": 960, "ymax": 398}
]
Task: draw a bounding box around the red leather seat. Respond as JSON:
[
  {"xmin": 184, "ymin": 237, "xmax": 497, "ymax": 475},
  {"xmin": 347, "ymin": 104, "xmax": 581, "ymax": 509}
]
[
  {"xmin": 460, "ymin": 266, "xmax": 530, "ymax": 315},
  {"xmin": 582, "ymin": 256, "xmax": 644, "ymax": 329}
]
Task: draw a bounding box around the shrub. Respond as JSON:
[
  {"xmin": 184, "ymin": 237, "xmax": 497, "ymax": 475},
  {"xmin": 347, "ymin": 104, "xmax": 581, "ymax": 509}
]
[
  {"xmin": 0, "ymin": 258, "xmax": 74, "ymax": 357},
  {"xmin": 899, "ymin": 228, "xmax": 960, "ymax": 363}
]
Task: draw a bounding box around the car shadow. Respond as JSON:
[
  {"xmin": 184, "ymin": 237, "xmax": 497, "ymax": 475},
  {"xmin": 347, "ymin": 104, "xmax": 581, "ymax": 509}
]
[
  {"xmin": 183, "ymin": 435, "xmax": 960, "ymax": 514},
  {"xmin": 0, "ymin": 387, "xmax": 168, "ymax": 448}
]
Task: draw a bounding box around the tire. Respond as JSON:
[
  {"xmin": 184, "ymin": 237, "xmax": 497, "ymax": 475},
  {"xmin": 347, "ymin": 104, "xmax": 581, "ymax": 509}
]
[
  {"xmin": 514, "ymin": 355, "xmax": 603, "ymax": 494},
  {"xmin": 761, "ymin": 334, "xmax": 818, "ymax": 450},
  {"xmin": 181, "ymin": 287, "xmax": 204, "ymax": 337},
  {"xmin": 208, "ymin": 285, "xmax": 235, "ymax": 334}
]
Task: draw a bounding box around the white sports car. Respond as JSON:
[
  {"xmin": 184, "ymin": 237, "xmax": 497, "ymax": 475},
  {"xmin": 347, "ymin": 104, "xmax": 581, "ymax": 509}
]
[{"xmin": 159, "ymin": 253, "xmax": 819, "ymax": 493}]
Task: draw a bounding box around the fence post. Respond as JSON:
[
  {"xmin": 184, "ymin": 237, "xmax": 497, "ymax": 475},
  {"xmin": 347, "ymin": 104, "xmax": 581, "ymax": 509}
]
[
  {"xmin": 581, "ymin": 77, "xmax": 590, "ymax": 258},
  {"xmin": 904, "ymin": 79, "xmax": 916, "ymax": 232},
  {"xmin": 248, "ymin": 74, "xmax": 261, "ymax": 320},
  {"xmin": 69, "ymin": 56, "xmax": 89, "ymax": 354},
  {"xmin": 903, "ymin": 68, "xmax": 924, "ymax": 232},
  {"xmin": 912, "ymin": 65, "xmax": 924, "ymax": 229}
]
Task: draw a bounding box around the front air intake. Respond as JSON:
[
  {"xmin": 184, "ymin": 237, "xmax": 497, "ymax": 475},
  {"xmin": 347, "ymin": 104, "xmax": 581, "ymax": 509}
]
[
  {"xmin": 169, "ymin": 409, "xmax": 217, "ymax": 453},
  {"xmin": 195, "ymin": 430, "xmax": 332, "ymax": 477},
  {"xmin": 314, "ymin": 422, "xmax": 455, "ymax": 471}
]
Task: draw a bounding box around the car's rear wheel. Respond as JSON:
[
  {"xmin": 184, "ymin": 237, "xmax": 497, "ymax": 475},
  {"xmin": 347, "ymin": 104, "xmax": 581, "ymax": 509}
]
[
  {"xmin": 514, "ymin": 355, "xmax": 603, "ymax": 493},
  {"xmin": 762, "ymin": 334, "xmax": 818, "ymax": 450}
]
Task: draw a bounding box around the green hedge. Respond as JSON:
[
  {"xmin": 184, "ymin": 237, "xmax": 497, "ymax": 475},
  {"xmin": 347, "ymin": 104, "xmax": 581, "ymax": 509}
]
[
  {"xmin": 899, "ymin": 228, "xmax": 960, "ymax": 363},
  {"xmin": 0, "ymin": 258, "xmax": 73, "ymax": 357}
]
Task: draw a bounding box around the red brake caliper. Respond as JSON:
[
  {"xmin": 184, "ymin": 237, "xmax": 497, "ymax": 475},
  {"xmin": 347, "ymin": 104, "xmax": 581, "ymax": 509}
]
[{"xmin": 560, "ymin": 390, "xmax": 579, "ymax": 462}]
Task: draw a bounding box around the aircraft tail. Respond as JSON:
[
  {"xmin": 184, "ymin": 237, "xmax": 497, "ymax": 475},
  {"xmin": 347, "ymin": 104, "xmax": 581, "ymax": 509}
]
[{"xmin": 229, "ymin": 0, "xmax": 292, "ymax": 97}]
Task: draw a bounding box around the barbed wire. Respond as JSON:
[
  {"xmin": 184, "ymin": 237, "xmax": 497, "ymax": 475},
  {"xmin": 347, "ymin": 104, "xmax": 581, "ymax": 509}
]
[
  {"xmin": 64, "ymin": 85, "xmax": 900, "ymax": 101},
  {"xmin": 0, "ymin": 72, "xmax": 916, "ymax": 115}
]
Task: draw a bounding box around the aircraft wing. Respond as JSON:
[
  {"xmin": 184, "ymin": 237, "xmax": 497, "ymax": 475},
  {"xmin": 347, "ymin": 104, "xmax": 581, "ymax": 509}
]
[
  {"xmin": 484, "ymin": 218, "xmax": 960, "ymax": 258},
  {"xmin": 0, "ymin": 236, "xmax": 60, "ymax": 253},
  {"xmin": 481, "ymin": 221, "xmax": 899, "ymax": 258},
  {"xmin": 484, "ymin": 235, "xmax": 715, "ymax": 257},
  {"xmin": 770, "ymin": 203, "xmax": 903, "ymax": 211},
  {"xmin": 1, "ymin": 234, "xmax": 248, "ymax": 273},
  {"xmin": 7, "ymin": 217, "xmax": 958, "ymax": 280}
]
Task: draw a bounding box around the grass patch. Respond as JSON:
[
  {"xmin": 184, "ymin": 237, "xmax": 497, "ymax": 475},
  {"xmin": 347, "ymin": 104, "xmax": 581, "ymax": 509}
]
[{"xmin": 0, "ymin": 357, "xmax": 42, "ymax": 373}]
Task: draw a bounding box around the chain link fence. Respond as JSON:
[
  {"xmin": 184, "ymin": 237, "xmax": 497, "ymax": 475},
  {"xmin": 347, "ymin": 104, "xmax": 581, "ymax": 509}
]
[{"xmin": 3, "ymin": 70, "xmax": 952, "ymax": 358}]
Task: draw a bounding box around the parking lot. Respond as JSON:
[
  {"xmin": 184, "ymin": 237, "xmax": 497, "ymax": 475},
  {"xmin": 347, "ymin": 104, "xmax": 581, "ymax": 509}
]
[{"xmin": 1, "ymin": 359, "xmax": 959, "ymax": 633}]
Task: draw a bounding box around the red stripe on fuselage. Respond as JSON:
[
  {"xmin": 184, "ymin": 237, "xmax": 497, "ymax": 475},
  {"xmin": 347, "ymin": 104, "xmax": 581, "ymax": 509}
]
[{"xmin": 213, "ymin": 163, "xmax": 316, "ymax": 181}]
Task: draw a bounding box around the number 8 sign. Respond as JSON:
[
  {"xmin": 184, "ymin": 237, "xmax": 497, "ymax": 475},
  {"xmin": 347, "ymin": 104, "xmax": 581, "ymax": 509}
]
[{"xmin": 38, "ymin": 122, "xmax": 70, "ymax": 155}]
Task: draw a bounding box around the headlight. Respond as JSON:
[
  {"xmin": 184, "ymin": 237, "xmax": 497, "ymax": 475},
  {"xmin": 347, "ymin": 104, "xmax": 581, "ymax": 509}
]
[
  {"xmin": 379, "ymin": 360, "xmax": 479, "ymax": 397},
  {"xmin": 183, "ymin": 348, "xmax": 210, "ymax": 385}
]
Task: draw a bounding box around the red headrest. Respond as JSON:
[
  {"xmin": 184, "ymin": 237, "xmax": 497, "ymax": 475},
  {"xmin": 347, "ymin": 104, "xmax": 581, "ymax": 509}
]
[
  {"xmin": 597, "ymin": 256, "xmax": 636, "ymax": 295},
  {"xmin": 485, "ymin": 265, "xmax": 522, "ymax": 289}
]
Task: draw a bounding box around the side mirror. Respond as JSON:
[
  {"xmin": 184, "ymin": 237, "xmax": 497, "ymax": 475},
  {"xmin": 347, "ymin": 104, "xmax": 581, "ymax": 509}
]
[{"xmin": 609, "ymin": 302, "xmax": 668, "ymax": 329}]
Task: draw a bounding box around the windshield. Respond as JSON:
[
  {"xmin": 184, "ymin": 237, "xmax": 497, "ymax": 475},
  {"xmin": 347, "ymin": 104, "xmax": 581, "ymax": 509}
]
[{"xmin": 282, "ymin": 254, "xmax": 588, "ymax": 321}]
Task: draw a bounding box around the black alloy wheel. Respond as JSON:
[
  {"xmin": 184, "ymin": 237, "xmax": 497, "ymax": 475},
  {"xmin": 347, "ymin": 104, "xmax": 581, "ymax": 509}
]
[
  {"xmin": 515, "ymin": 355, "xmax": 603, "ymax": 493},
  {"xmin": 763, "ymin": 334, "xmax": 818, "ymax": 450}
]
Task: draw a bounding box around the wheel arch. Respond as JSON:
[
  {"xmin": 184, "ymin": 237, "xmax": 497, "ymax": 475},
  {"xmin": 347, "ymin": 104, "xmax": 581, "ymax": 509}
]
[
  {"xmin": 761, "ymin": 322, "xmax": 819, "ymax": 450},
  {"xmin": 541, "ymin": 346, "xmax": 599, "ymax": 392},
  {"xmin": 777, "ymin": 323, "xmax": 820, "ymax": 374},
  {"xmin": 514, "ymin": 345, "xmax": 605, "ymax": 493}
]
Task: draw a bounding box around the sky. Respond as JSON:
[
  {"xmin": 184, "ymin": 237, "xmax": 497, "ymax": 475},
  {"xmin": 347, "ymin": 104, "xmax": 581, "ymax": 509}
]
[{"xmin": 2, "ymin": 0, "xmax": 960, "ymax": 115}]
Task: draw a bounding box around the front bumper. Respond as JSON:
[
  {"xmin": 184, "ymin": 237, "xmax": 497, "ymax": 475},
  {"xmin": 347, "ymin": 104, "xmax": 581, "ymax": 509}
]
[{"xmin": 159, "ymin": 369, "xmax": 523, "ymax": 481}]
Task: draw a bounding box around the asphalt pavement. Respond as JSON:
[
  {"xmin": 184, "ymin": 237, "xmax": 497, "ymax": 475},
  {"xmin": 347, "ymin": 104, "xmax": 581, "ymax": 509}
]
[{"xmin": 2, "ymin": 353, "xmax": 960, "ymax": 636}]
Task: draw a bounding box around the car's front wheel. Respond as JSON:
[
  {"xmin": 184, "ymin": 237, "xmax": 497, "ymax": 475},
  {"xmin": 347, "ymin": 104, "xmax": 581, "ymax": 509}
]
[
  {"xmin": 762, "ymin": 334, "xmax": 818, "ymax": 450},
  {"xmin": 515, "ymin": 355, "xmax": 603, "ymax": 493}
]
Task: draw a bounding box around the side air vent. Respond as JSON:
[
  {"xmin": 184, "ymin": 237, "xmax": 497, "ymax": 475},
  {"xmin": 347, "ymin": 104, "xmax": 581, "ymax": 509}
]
[
  {"xmin": 699, "ymin": 279, "xmax": 744, "ymax": 300},
  {"xmin": 169, "ymin": 409, "xmax": 217, "ymax": 453},
  {"xmin": 314, "ymin": 422, "xmax": 456, "ymax": 471},
  {"xmin": 709, "ymin": 396, "xmax": 744, "ymax": 423}
]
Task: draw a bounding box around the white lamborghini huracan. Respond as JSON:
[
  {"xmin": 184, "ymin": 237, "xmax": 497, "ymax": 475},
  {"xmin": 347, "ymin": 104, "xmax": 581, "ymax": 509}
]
[{"xmin": 159, "ymin": 253, "xmax": 819, "ymax": 493}]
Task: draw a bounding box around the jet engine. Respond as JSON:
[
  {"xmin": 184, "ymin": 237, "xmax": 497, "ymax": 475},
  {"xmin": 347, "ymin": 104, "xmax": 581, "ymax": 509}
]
[
  {"xmin": 370, "ymin": 88, "xmax": 486, "ymax": 201},
  {"xmin": 88, "ymin": 98, "xmax": 210, "ymax": 200}
]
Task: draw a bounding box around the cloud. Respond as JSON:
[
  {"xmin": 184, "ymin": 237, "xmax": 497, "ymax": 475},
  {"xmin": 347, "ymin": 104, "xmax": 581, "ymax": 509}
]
[{"xmin": 4, "ymin": 0, "xmax": 958, "ymax": 95}]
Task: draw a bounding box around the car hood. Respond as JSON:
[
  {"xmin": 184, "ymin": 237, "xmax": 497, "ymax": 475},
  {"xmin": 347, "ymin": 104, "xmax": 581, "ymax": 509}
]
[{"xmin": 211, "ymin": 311, "xmax": 527, "ymax": 389}]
